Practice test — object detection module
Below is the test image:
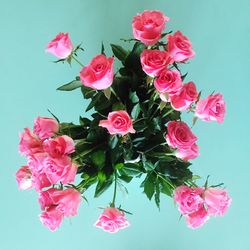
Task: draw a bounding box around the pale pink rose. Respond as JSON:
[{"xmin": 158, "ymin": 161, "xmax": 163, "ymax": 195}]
[
  {"xmin": 185, "ymin": 207, "xmax": 209, "ymax": 229},
  {"xmin": 154, "ymin": 69, "xmax": 182, "ymax": 95},
  {"xmin": 203, "ymin": 188, "xmax": 232, "ymax": 216},
  {"xmin": 62, "ymin": 163, "xmax": 77, "ymax": 184},
  {"xmin": 46, "ymin": 32, "xmax": 73, "ymax": 59},
  {"xmin": 39, "ymin": 206, "xmax": 64, "ymax": 232},
  {"xmin": 170, "ymin": 82, "xmax": 198, "ymax": 111},
  {"xmin": 43, "ymin": 135, "xmax": 75, "ymax": 158},
  {"xmin": 38, "ymin": 188, "xmax": 58, "ymax": 210},
  {"xmin": 175, "ymin": 143, "xmax": 199, "ymax": 161},
  {"xmin": 140, "ymin": 49, "xmax": 173, "ymax": 77},
  {"xmin": 166, "ymin": 121, "xmax": 197, "ymax": 150},
  {"xmin": 99, "ymin": 110, "xmax": 135, "ymax": 136},
  {"xmin": 80, "ymin": 54, "xmax": 114, "ymax": 90},
  {"xmin": 167, "ymin": 31, "xmax": 195, "ymax": 62},
  {"xmin": 27, "ymin": 152, "xmax": 47, "ymax": 173},
  {"xmin": 174, "ymin": 185, "xmax": 204, "ymax": 214},
  {"xmin": 95, "ymin": 207, "xmax": 130, "ymax": 233},
  {"xmin": 132, "ymin": 10, "xmax": 170, "ymax": 45},
  {"xmin": 195, "ymin": 93, "xmax": 226, "ymax": 123},
  {"xmin": 19, "ymin": 128, "xmax": 43, "ymax": 156},
  {"xmin": 15, "ymin": 166, "xmax": 33, "ymax": 190},
  {"xmin": 34, "ymin": 117, "xmax": 59, "ymax": 140}
]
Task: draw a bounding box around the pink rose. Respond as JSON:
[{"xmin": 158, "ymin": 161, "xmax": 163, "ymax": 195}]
[
  {"xmin": 166, "ymin": 121, "xmax": 197, "ymax": 150},
  {"xmin": 175, "ymin": 143, "xmax": 199, "ymax": 161},
  {"xmin": 80, "ymin": 54, "xmax": 114, "ymax": 90},
  {"xmin": 95, "ymin": 207, "xmax": 130, "ymax": 233},
  {"xmin": 43, "ymin": 135, "xmax": 75, "ymax": 158},
  {"xmin": 38, "ymin": 188, "xmax": 58, "ymax": 210},
  {"xmin": 195, "ymin": 93, "xmax": 226, "ymax": 123},
  {"xmin": 15, "ymin": 166, "xmax": 33, "ymax": 190},
  {"xmin": 46, "ymin": 32, "xmax": 73, "ymax": 59},
  {"xmin": 19, "ymin": 128, "xmax": 43, "ymax": 156},
  {"xmin": 140, "ymin": 49, "xmax": 173, "ymax": 77},
  {"xmin": 40, "ymin": 206, "xmax": 64, "ymax": 232},
  {"xmin": 185, "ymin": 207, "xmax": 209, "ymax": 229},
  {"xmin": 154, "ymin": 69, "xmax": 182, "ymax": 96},
  {"xmin": 167, "ymin": 31, "xmax": 195, "ymax": 62},
  {"xmin": 132, "ymin": 10, "xmax": 170, "ymax": 45},
  {"xmin": 174, "ymin": 185, "xmax": 204, "ymax": 214},
  {"xmin": 34, "ymin": 117, "xmax": 59, "ymax": 140},
  {"xmin": 99, "ymin": 110, "xmax": 135, "ymax": 135},
  {"xmin": 203, "ymin": 188, "xmax": 232, "ymax": 216},
  {"xmin": 170, "ymin": 82, "xmax": 198, "ymax": 111}
]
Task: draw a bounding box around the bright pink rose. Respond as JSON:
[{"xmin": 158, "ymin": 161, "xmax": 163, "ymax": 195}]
[
  {"xmin": 175, "ymin": 143, "xmax": 199, "ymax": 161},
  {"xmin": 34, "ymin": 117, "xmax": 59, "ymax": 140},
  {"xmin": 19, "ymin": 128, "xmax": 43, "ymax": 156},
  {"xmin": 174, "ymin": 185, "xmax": 204, "ymax": 214},
  {"xmin": 154, "ymin": 69, "xmax": 182, "ymax": 96},
  {"xmin": 203, "ymin": 188, "xmax": 232, "ymax": 216},
  {"xmin": 140, "ymin": 49, "xmax": 173, "ymax": 77},
  {"xmin": 40, "ymin": 206, "xmax": 64, "ymax": 232},
  {"xmin": 166, "ymin": 121, "xmax": 197, "ymax": 150},
  {"xmin": 38, "ymin": 188, "xmax": 58, "ymax": 210},
  {"xmin": 46, "ymin": 32, "xmax": 73, "ymax": 59},
  {"xmin": 80, "ymin": 54, "xmax": 114, "ymax": 90},
  {"xmin": 185, "ymin": 207, "xmax": 209, "ymax": 229},
  {"xmin": 132, "ymin": 10, "xmax": 170, "ymax": 45},
  {"xmin": 195, "ymin": 93, "xmax": 226, "ymax": 123},
  {"xmin": 167, "ymin": 31, "xmax": 195, "ymax": 62},
  {"xmin": 95, "ymin": 207, "xmax": 130, "ymax": 233},
  {"xmin": 99, "ymin": 110, "xmax": 135, "ymax": 136},
  {"xmin": 170, "ymin": 82, "xmax": 198, "ymax": 111},
  {"xmin": 43, "ymin": 135, "xmax": 75, "ymax": 158},
  {"xmin": 15, "ymin": 166, "xmax": 33, "ymax": 190}
]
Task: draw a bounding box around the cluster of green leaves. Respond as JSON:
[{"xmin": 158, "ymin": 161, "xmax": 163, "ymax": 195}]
[{"xmin": 57, "ymin": 40, "xmax": 194, "ymax": 208}]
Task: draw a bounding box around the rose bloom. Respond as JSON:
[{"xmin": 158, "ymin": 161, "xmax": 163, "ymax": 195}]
[
  {"xmin": 15, "ymin": 166, "xmax": 33, "ymax": 190},
  {"xmin": 166, "ymin": 121, "xmax": 197, "ymax": 150},
  {"xmin": 203, "ymin": 187, "xmax": 232, "ymax": 216},
  {"xmin": 170, "ymin": 82, "xmax": 198, "ymax": 111},
  {"xmin": 185, "ymin": 206, "xmax": 209, "ymax": 229},
  {"xmin": 80, "ymin": 54, "xmax": 114, "ymax": 90},
  {"xmin": 175, "ymin": 143, "xmax": 199, "ymax": 161},
  {"xmin": 95, "ymin": 207, "xmax": 130, "ymax": 233},
  {"xmin": 154, "ymin": 69, "xmax": 182, "ymax": 96},
  {"xmin": 46, "ymin": 32, "xmax": 73, "ymax": 59},
  {"xmin": 140, "ymin": 49, "xmax": 173, "ymax": 77},
  {"xmin": 34, "ymin": 117, "xmax": 59, "ymax": 140},
  {"xmin": 195, "ymin": 93, "xmax": 226, "ymax": 123},
  {"xmin": 99, "ymin": 110, "xmax": 135, "ymax": 136},
  {"xmin": 167, "ymin": 31, "xmax": 195, "ymax": 62},
  {"xmin": 132, "ymin": 10, "xmax": 170, "ymax": 45}
]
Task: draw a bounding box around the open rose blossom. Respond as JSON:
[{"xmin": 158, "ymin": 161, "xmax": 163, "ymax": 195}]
[
  {"xmin": 46, "ymin": 32, "xmax": 73, "ymax": 59},
  {"xmin": 132, "ymin": 10, "xmax": 170, "ymax": 45},
  {"xmin": 175, "ymin": 143, "xmax": 199, "ymax": 161},
  {"xmin": 203, "ymin": 188, "xmax": 232, "ymax": 216},
  {"xmin": 95, "ymin": 207, "xmax": 130, "ymax": 233},
  {"xmin": 167, "ymin": 31, "xmax": 195, "ymax": 62},
  {"xmin": 99, "ymin": 110, "xmax": 135, "ymax": 135},
  {"xmin": 80, "ymin": 54, "xmax": 114, "ymax": 90},
  {"xmin": 195, "ymin": 93, "xmax": 226, "ymax": 123},
  {"xmin": 15, "ymin": 166, "xmax": 33, "ymax": 190},
  {"xmin": 185, "ymin": 207, "xmax": 209, "ymax": 229},
  {"xmin": 34, "ymin": 117, "xmax": 59, "ymax": 140},
  {"xmin": 140, "ymin": 49, "xmax": 173, "ymax": 77}
]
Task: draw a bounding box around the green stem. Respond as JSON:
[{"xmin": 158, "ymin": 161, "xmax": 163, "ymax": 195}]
[
  {"xmin": 111, "ymin": 171, "xmax": 117, "ymax": 207},
  {"xmin": 72, "ymin": 55, "xmax": 84, "ymax": 67},
  {"xmin": 110, "ymin": 87, "xmax": 122, "ymax": 102}
]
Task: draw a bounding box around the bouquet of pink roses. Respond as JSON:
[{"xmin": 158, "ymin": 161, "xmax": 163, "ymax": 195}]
[{"xmin": 16, "ymin": 10, "xmax": 231, "ymax": 233}]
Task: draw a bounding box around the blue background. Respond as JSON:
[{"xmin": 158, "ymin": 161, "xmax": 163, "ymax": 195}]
[{"xmin": 1, "ymin": 0, "xmax": 249, "ymax": 249}]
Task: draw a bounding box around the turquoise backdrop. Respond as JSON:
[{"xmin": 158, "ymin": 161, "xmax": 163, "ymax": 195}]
[{"xmin": 1, "ymin": 0, "xmax": 249, "ymax": 249}]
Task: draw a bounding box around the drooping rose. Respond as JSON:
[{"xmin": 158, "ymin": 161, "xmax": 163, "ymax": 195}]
[
  {"xmin": 167, "ymin": 31, "xmax": 195, "ymax": 62},
  {"xmin": 99, "ymin": 110, "xmax": 135, "ymax": 136},
  {"xmin": 195, "ymin": 93, "xmax": 226, "ymax": 123},
  {"xmin": 80, "ymin": 54, "xmax": 114, "ymax": 90},
  {"xmin": 95, "ymin": 207, "xmax": 130, "ymax": 233},
  {"xmin": 203, "ymin": 187, "xmax": 232, "ymax": 216},
  {"xmin": 46, "ymin": 32, "xmax": 73, "ymax": 59},
  {"xmin": 15, "ymin": 166, "xmax": 33, "ymax": 190},
  {"xmin": 140, "ymin": 49, "xmax": 173, "ymax": 77},
  {"xmin": 38, "ymin": 188, "xmax": 58, "ymax": 210},
  {"xmin": 132, "ymin": 10, "xmax": 170, "ymax": 45},
  {"xmin": 34, "ymin": 117, "xmax": 59, "ymax": 140},
  {"xmin": 166, "ymin": 121, "xmax": 197, "ymax": 150},
  {"xmin": 185, "ymin": 207, "xmax": 209, "ymax": 229},
  {"xmin": 175, "ymin": 143, "xmax": 199, "ymax": 161}
]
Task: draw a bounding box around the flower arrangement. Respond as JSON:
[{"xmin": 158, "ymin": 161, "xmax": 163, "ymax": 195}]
[{"xmin": 16, "ymin": 10, "xmax": 231, "ymax": 233}]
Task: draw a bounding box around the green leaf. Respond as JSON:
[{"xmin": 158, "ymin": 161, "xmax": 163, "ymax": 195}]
[
  {"xmin": 155, "ymin": 179, "xmax": 160, "ymax": 209},
  {"xmin": 109, "ymin": 135, "xmax": 119, "ymax": 149},
  {"xmin": 181, "ymin": 72, "xmax": 188, "ymax": 81},
  {"xmin": 94, "ymin": 178, "xmax": 113, "ymax": 197},
  {"xmin": 159, "ymin": 101, "xmax": 166, "ymax": 111},
  {"xmin": 57, "ymin": 79, "xmax": 82, "ymax": 91},
  {"xmin": 112, "ymin": 102, "xmax": 125, "ymax": 111},
  {"xmin": 91, "ymin": 150, "xmax": 106, "ymax": 168},
  {"xmin": 118, "ymin": 174, "xmax": 133, "ymax": 183},
  {"xmin": 131, "ymin": 103, "xmax": 141, "ymax": 120},
  {"xmin": 129, "ymin": 91, "xmax": 139, "ymax": 103},
  {"xmin": 98, "ymin": 171, "xmax": 106, "ymax": 182},
  {"xmin": 103, "ymin": 88, "xmax": 111, "ymax": 99},
  {"xmin": 101, "ymin": 41, "xmax": 105, "ymax": 55},
  {"xmin": 143, "ymin": 173, "xmax": 155, "ymax": 200},
  {"xmin": 110, "ymin": 44, "xmax": 129, "ymax": 62},
  {"xmin": 159, "ymin": 177, "xmax": 173, "ymax": 196},
  {"xmin": 118, "ymin": 163, "xmax": 142, "ymax": 177}
]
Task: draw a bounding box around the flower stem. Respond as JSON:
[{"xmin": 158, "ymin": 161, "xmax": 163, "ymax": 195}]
[
  {"xmin": 111, "ymin": 171, "xmax": 117, "ymax": 207},
  {"xmin": 72, "ymin": 55, "xmax": 84, "ymax": 67}
]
